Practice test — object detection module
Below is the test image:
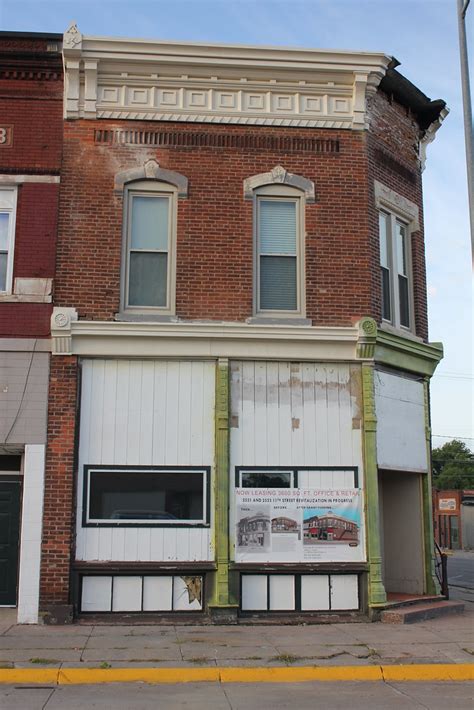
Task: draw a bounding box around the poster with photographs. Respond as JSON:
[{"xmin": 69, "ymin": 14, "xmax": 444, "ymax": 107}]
[{"xmin": 235, "ymin": 488, "xmax": 364, "ymax": 563}]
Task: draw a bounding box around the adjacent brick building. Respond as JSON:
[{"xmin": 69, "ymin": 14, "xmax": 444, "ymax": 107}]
[
  {"xmin": 0, "ymin": 31, "xmax": 62, "ymax": 622},
  {"xmin": 40, "ymin": 23, "xmax": 447, "ymax": 621}
]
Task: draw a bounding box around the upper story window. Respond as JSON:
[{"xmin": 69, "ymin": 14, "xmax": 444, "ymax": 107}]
[
  {"xmin": 374, "ymin": 181, "xmax": 419, "ymax": 333},
  {"xmin": 244, "ymin": 166, "xmax": 315, "ymax": 319},
  {"xmin": 116, "ymin": 160, "xmax": 188, "ymax": 318},
  {"xmin": 124, "ymin": 182, "xmax": 175, "ymax": 313},
  {"xmin": 0, "ymin": 187, "xmax": 17, "ymax": 293}
]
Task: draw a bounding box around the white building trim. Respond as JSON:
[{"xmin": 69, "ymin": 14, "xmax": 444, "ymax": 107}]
[
  {"xmin": 51, "ymin": 307, "xmax": 360, "ymax": 361},
  {"xmin": 17, "ymin": 444, "xmax": 46, "ymax": 624},
  {"xmin": 62, "ymin": 23, "xmax": 391, "ymax": 129}
]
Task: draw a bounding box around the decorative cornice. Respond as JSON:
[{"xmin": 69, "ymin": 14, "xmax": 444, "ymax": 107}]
[
  {"xmin": 356, "ymin": 317, "xmax": 443, "ymax": 376},
  {"xmin": 62, "ymin": 23, "xmax": 391, "ymax": 129},
  {"xmin": 114, "ymin": 159, "xmax": 188, "ymax": 196},
  {"xmin": 419, "ymin": 105, "xmax": 449, "ymax": 171},
  {"xmin": 243, "ymin": 166, "xmax": 315, "ymax": 201},
  {"xmin": 51, "ymin": 308, "xmax": 359, "ymax": 360}
]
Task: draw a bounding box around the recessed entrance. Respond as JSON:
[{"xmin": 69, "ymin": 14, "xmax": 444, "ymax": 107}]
[
  {"xmin": 379, "ymin": 469, "xmax": 424, "ymax": 596},
  {"xmin": 0, "ymin": 479, "xmax": 21, "ymax": 606}
]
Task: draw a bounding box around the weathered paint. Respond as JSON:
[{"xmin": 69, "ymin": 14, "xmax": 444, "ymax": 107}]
[
  {"xmin": 208, "ymin": 358, "xmax": 238, "ymax": 611},
  {"xmin": 361, "ymin": 363, "xmax": 387, "ymax": 606},
  {"xmin": 229, "ymin": 361, "xmax": 365, "ymax": 564},
  {"xmin": 76, "ymin": 359, "xmax": 215, "ymax": 562},
  {"xmin": 422, "ymin": 378, "xmax": 440, "ymax": 594},
  {"xmin": 374, "ymin": 370, "xmax": 428, "ymax": 473}
]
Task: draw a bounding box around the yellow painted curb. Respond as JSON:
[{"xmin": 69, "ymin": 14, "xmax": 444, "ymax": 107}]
[
  {"xmin": 382, "ymin": 664, "xmax": 474, "ymax": 682},
  {"xmin": 59, "ymin": 667, "xmax": 220, "ymax": 684},
  {"xmin": 0, "ymin": 668, "xmax": 59, "ymax": 684},
  {"xmin": 0, "ymin": 663, "xmax": 472, "ymax": 685},
  {"xmin": 220, "ymin": 666, "xmax": 383, "ymax": 683}
]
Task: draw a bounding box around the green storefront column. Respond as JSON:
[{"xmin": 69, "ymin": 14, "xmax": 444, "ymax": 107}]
[
  {"xmin": 422, "ymin": 378, "xmax": 440, "ymax": 595},
  {"xmin": 208, "ymin": 358, "xmax": 238, "ymax": 622},
  {"xmin": 361, "ymin": 361, "xmax": 387, "ymax": 607}
]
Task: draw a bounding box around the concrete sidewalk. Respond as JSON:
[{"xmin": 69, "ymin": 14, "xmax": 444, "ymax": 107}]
[{"xmin": 0, "ymin": 606, "xmax": 472, "ymax": 681}]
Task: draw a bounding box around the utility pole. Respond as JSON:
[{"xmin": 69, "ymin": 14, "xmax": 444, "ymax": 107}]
[{"xmin": 457, "ymin": 0, "xmax": 474, "ymax": 263}]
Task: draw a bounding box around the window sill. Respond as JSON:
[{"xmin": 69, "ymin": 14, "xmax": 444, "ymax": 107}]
[
  {"xmin": 115, "ymin": 312, "xmax": 178, "ymax": 323},
  {"xmin": 0, "ymin": 293, "xmax": 52, "ymax": 303},
  {"xmin": 247, "ymin": 316, "xmax": 312, "ymax": 326}
]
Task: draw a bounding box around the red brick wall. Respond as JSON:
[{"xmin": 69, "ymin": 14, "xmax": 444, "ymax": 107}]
[
  {"xmin": 0, "ymin": 37, "xmax": 62, "ymax": 339},
  {"xmin": 55, "ymin": 103, "xmax": 428, "ymax": 335},
  {"xmin": 367, "ymin": 91, "xmax": 427, "ymax": 340},
  {"xmin": 40, "ymin": 356, "xmax": 78, "ymax": 607}
]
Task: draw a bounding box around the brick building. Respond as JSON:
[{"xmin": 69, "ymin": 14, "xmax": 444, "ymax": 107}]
[
  {"xmin": 42, "ymin": 23, "xmax": 447, "ymax": 621},
  {"xmin": 0, "ymin": 32, "xmax": 62, "ymax": 622}
]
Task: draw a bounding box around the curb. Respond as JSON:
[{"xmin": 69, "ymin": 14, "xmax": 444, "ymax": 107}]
[{"xmin": 0, "ymin": 664, "xmax": 472, "ymax": 685}]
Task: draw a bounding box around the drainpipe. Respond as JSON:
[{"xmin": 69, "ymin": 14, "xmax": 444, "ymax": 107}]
[{"xmin": 457, "ymin": 0, "xmax": 474, "ymax": 262}]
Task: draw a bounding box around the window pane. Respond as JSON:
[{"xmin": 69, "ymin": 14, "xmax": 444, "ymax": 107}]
[
  {"xmin": 399, "ymin": 274, "xmax": 410, "ymax": 327},
  {"xmin": 129, "ymin": 252, "xmax": 167, "ymax": 307},
  {"xmin": 131, "ymin": 196, "xmax": 169, "ymax": 251},
  {"xmin": 396, "ymin": 222, "xmax": 407, "ymax": 276},
  {"xmin": 88, "ymin": 470, "xmax": 205, "ymax": 521},
  {"xmin": 0, "ymin": 253, "xmax": 7, "ymax": 291},
  {"xmin": 259, "ymin": 200, "xmax": 296, "ymax": 255},
  {"xmin": 381, "ymin": 266, "xmax": 391, "ymax": 320},
  {"xmin": 378, "ymin": 212, "xmax": 389, "ymax": 268},
  {"xmin": 0, "ymin": 213, "xmax": 9, "ymax": 251},
  {"xmin": 260, "ymin": 255, "xmax": 297, "ymax": 310},
  {"xmin": 241, "ymin": 471, "xmax": 293, "ymax": 488}
]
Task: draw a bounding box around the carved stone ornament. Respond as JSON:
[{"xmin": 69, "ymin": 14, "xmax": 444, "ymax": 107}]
[
  {"xmin": 374, "ymin": 180, "xmax": 420, "ymax": 231},
  {"xmin": 54, "ymin": 312, "xmax": 70, "ymax": 329},
  {"xmin": 270, "ymin": 165, "xmax": 287, "ymax": 182},
  {"xmin": 357, "ymin": 317, "xmax": 377, "ymax": 359},
  {"xmin": 243, "ymin": 166, "xmax": 316, "ymax": 202},
  {"xmin": 144, "ymin": 159, "xmax": 159, "ymax": 178},
  {"xmin": 51, "ymin": 307, "xmax": 78, "ymax": 355},
  {"xmin": 114, "ymin": 160, "xmax": 189, "ymax": 197},
  {"xmin": 63, "ymin": 21, "xmax": 82, "ymax": 50}
]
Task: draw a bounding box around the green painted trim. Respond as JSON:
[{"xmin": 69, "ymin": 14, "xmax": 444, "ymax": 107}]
[
  {"xmin": 356, "ymin": 318, "xmax": 443, "ymax": 377},
  {"xmin": 422, "ymin": 379, "xmax": 440, "ymax": 595},
  {"xmin": 208, "ymin": 358, "xmax": 237, "ymax": 610},
  {"xmin": 361, "ymin": 363, "xmax": 387, "ymax": 606}
]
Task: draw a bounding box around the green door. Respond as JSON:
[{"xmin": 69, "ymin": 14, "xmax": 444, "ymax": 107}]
[{"xmin": 0, "ymin": 480, "xmax": 21, "ymax": 605}]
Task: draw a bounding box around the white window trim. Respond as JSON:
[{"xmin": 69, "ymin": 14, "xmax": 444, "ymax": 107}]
[
  {"xmin": 0, "ymin": 186, "xmax": 18, "ymax": 294},
  {"xmin": 374, "ymin": 181, "xmax": 419, "ymax": 333},
  {"xmin": 120, "ymin": 180, "xmax": 177, "ymax": 317},
  {"xmin": 253, "ymin": 183, "xmax": 306, "ymax": 318}
]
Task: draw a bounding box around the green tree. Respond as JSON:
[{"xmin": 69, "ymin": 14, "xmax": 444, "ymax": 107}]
[{"xmin": 432, "ymin": 440, "xmax": 474, "ymax": 490}]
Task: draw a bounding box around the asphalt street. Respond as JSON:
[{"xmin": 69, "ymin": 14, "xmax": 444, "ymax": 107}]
[
  {"xmin": 448, "ymin": 551, "xmax": 474, "ymax": 590},
  {"xmin": 1, "ymin": 681, "xmax": 473, "ymax": 710}
]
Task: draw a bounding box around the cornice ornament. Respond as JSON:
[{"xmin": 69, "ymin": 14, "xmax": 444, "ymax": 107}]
[
  {"xmin": 51, "ymin": 307, "xmax": 78, "ymax": 356},
  {"xmin": 374, "ymin": 180, "xmax": 420, "ymax": 231},
  {"xmin": 419, "ymin": 106, "xmax": 449, "ymax": 171},
  {"xmin": 357, "ymin": 317, "xmax": 377, "ymax": 359},
  {"xmin": 113, "ymin": 159, "xmax": 189, "ymax": 197},
  {"xmin": 243, "ymin": 166, "xmax": 316, "ymax": 201},
  {"xmin": 63, "ymin": 21, "xmax": 82, "ymax": 50}
]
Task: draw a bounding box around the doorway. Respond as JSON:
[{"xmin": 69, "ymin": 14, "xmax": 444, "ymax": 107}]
[
  {"xmin": 379, "ymin": 470, "xmax": 425, "ymax": 596},
  {"xmin": 0, "ymin": 479, "xmax": 21, "ymax": 606}
]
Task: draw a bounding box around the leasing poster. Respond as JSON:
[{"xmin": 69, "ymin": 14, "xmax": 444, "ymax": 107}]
[{"xmin": 235, "ymin": 488, "xmax": 364, "ymax": 563}]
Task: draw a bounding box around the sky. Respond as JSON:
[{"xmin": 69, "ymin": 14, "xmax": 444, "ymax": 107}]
[{"xmin": 1, "ymin": 0, "xmax": 472, "ymax": 450}]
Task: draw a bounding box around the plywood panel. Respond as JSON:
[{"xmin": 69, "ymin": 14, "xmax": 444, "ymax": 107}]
[
  {"xmin": 76, "ymin": 359, "xmax": 215, "ymax": 562},
  {"xmin": 330, "ymin": 574, "xmax": 359, "ymax": 610},
  {"xmin": 375, "ymin": 371, "xmax": 427, "ymax": 472},
  {"xmin": 81, "ymin": 576, "xmax": 112, "ymax": 612},
  {"xmin": 301, "ymin": 575, "xmax": 330, "ymax": 610},
  {"xmin": 143, "ymin": 576, "xmax": 173, "ymax": 611},
  {"xmin": 269, "ymin": 575, "xmax": 295, "ymax": 610},
  {"xmin": 112, "ymin": 576, "xmax": 142, "ymax": 611},
  {"xmin": 241, "ymin": 575, "xmax": 267, "ymax": 611}
]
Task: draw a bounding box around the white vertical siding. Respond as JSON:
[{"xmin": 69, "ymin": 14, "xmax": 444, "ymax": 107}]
[
  {"xmin": 76, "ymin": 359, "xmax": 215, "ymax": 562},
  {"xmin": 229, "ymin": 361, "xmax": 364, "ymax": 560},
  {"xmin": 230, "ymin": 362, "xmax": 363, "ymax": 470}
]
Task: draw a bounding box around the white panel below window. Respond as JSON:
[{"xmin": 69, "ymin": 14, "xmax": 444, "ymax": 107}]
[
  {"xmin": 301, "ymin": 575, "xmax": 330, "ymax": 610},
  {"xmin": 269, "ymin": 575, "xmax": 294, "ymax": 610},
  {"xmin": 330, "ymin": 574, "xmax": 359, "ymax": 610},
  {"xmin": 82, "ymin": 576, "xmax": 112, "ymax": 612},
  {"xmin": 143, "ymin": 576, "xmax": 173, "ymax": 611},
  {"xmin": 241, "ymin": 575, "xmax": 267, "ymax": 611},
  {"xmin": 173, "ymin": 576, "xmax": 203, "ymax": 611},
  {"xmin": 112, "ymin": 576, "xmax": 142, "ymax": 611}
]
